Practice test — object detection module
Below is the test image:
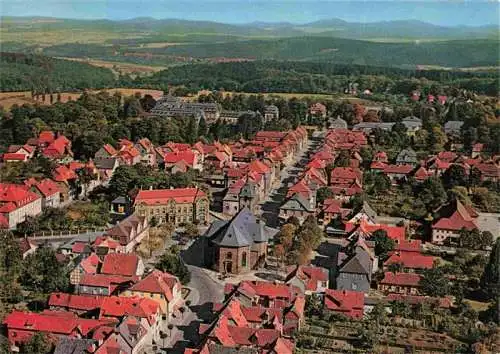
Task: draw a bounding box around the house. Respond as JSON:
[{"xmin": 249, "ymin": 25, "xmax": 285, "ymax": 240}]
[
  {"xmin": 101, "ymin": 253, "xmax": 145, "ymax": 277},
  {"xmin": 3, "ymin": 310, "xmax": 114, "ymax": 351},
  {"xmin": 321, "ymin": 199, "xmax": 351, "ymax": 226},
  {"xmin": 285, "ymin": 265, "xmax": 329, "ymax": 295},
  {"xmin": 92, "ymin": 236, "xmax": 121, "ymax": 255},
  {"xmin": 413, "ymin": 166, "xmax": 432, "ymax": 182},
  {"xmin": 444, "ymin": 121, "xmax": 464, "ymax": 135},
  {"xmin": 133, "ymin": 187, "xmax": 209, "ymax": 226},
  {"xmin": 323, "ymin": 289, "xmax": 364, "ymax": 319},
  {"xmin": 263, "ymin": 105, "xmax": 279, "ymax": 122},
  {"xmin": 94, "ymin": 157, "xmax": 120, "ymax": 183},
  {"xmin": 18, "ymin": 237, "xmax": 37, "ymax": 259},
  {"xmin": 0, "ymin": 183, "xmax": 42, "ymax": 229},
  {"xmin": 122, "ymin": 270, "xmax": 183, "ymax": 318},
  {"xmin": 29, "ymin": 178, "xmax": 62, "ymax": 208},
  {"xmin": 6, "ymin": 144, "xmax": 35, "ymax": 160},
  {"xmin": 336, "ymin": 236, "xmax": 376, "ymax": 293},
  {"xmin": 103, "ymin": 214, "xmax": 149, "ymax": 253},
  {"xmin": 279, "ymin": 193, "xmax": 315, "ymax": 225},
  {"xmin": 352, "ymin": 122, "xmax": 395, "ymax": 134},
  {"xmin": 330, "ymin": 167, "xmax": 362, "ymax": 186},
  {"xmin": 41, "ymin": 135, "xmax": 73, "ymax": 161},
  {"xmin": 48, "ymin": 292, "xmax": 105, "ymax": 315},
  {"xmin": 77, "ymin": 274, "xmax": 138, "ymax": 296},
  {"xmin": 164, "ymin": 150, "xmax": 203, "ymax": 171},
  {"xmin": 471, "ymin": 143, "xmax": 484, "ymax": 158},
  {"xmin": 476, "ymin": 162, "xmax": 500, "ymax": 183},
  {"xmin": 384, "ymin": 252, "xmax": 434, "ymax": 271},
  {"xmin": 401, "ymin": 116, "xmax": 422, "ymax": 136},
  {"xmin": 383, "ymin": 164, "xmax": 414, "ymax": 184},
  {"xmin": 95, "ymin": 143, "xmax": 118, "ymax": 159},
  {"xmin": 329, "ymin": 117, "xmax": 348, "ymax": 129},
  {"xmin": 69, "ymin": 253, "xmax": 100, "ymax": 285},
  {"xmin": 309, "ymin": 103, "xmax": 327, "ymax": 118},
  {"xmin": 432, "ymin": 199, "xmax": 479, "ymax": 244},
  {"xmin": 134, "ymin": 138, "xmax": 157, "ymax": 166},
  {"xmin": 396, "ymin": 148, "xmax": 418, "ymax": 166},
  {"xmin": 202, "ymin": 208, "xmax": 278, "ymax": 274},
  {"xmin": 378, "ymin": 272, "xmax": 422, "ymax": 295}
]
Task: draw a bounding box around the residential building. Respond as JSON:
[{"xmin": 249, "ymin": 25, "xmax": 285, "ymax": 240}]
[
  {"xmin": 29, "ymin": 178, "xmax": 62, "ymax": 208},
  {"xmin": 432, "ymin": 199, "xmax": 479, "ymax": 244},
  {"xmin": 329, "ymin": 117, "xmax": 348, "ymax": 129},
  {"xmin": 336, "ymin": 236, "xmax": 377, "ymax": 293},
  {"xmin": 133, "ymin": 187, "xmax": 209, "ymax": 226},
  {"xmin": 0, "ymin": 183, "xmax": 42, "ymax": 229},
  {"xmin": 285, "ymin": 265, "xmax": 329, "ymax": 295},
  {"xmin": 279, "ymin": 193, "xmax": 315, "ymax": 225},
  {"xmin": 103, "ymin": 214, "xmax": 149, "ymax": 253},
  {"xmin": 77, "ymin": 274, "xmax": 138, "ymax": 296},
  {"xmin": 202, "ymin": 208, "xmax": 278, "ymax": 274},
  {"xmin": 122, "ymin": 270, "xmax": 183, "ymax": 318},
  {"xmin": 378, "ymin": 272, "xmax": 422, "ymax": 295},
  {"xmin": 401, "ymin": 116, "xmax": 422, "ymax": 136},
  {"xmin": 101, "ymin": 253, "xmax": 145, "ymax": 277},
  {"xmin": 263, "ymin": 105, "xmax": 279, "ymax": 121},
  {"xmin": 309, "ymin": 102, "xmax": 327, "ymax": 118},
  {"xmin": 323, "ymin": 289, "xmax": 364, "ymax": 319},
  {"xmin": 384, "ymin": 252, "xmax": 434, "ymax": 271}
]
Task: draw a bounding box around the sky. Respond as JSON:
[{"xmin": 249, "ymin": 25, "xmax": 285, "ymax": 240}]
[{"xmin": 1, "ymin": 0, "xmax": 499, "ymax": 26}]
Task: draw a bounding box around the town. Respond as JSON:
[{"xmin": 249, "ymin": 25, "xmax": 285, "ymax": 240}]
[{"xmin": 0, "ymin": 83, "xmax": 498, "ymax": 354}]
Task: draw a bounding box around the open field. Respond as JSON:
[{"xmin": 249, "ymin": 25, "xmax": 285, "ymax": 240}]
[
  {"xmin": 57, "ymin": 57, "xmax": 166, "ymax": 76},
  {"xmin": 0, "ymin": 88, "xmax": 164, "ymax": 110}
]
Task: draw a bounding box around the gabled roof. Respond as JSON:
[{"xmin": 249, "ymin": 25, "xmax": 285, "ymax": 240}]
[
  {"xmin": 0, "ymin": 183, "xmax": 40, "ymax": 212},
  {"xmin": 432, "ymin": 199, "xmax": 478, "ymax": 231},
  {"xmin": 324, "ymin": 289, "xmax": 364, "ymax": 313},
  {"xmin": 380, "ymin": 272, "xmax": 421, "ymax": 287},
  {"xmin": 385, "ymin": 251, "xmax": 434, "ymax": 270},
  {"xmin": 128, "ymin": 270, "xmax": 179, "ymax": 301},
  {"xmin": 101, "ymin": 253, "xmax": 140, "ymax": 277},
  {"xmin": 34, "ymin": 179, "xmax": 61, "ymax": 197},
  {"xmin": 280, "ymin": 193, "xmax": 314, "ymax": 212},
  {"xmin": 48, "ymin": 293, "xmax": 105, "ymax": 311}
]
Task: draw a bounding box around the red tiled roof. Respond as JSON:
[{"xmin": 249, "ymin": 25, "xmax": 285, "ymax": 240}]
[
  {"xmin": 331, "ymin": 167, "xmax": 362, "ymax": 183},
  {"xmin": 385, "ymin": 251, "xmax": 434, "ymax": 270},
  {"xmin": 79, "ymin": 274, "xmax": 137, "ymax": 292},
  {"xmin": 248, "ymin": 160, "xmax": 270, "ymax": 174},
  {"xmin": 0, "ymin": 183, "xmax": 40, "ymax": 212},
  {"xmin": 53, "ymin": 165, "xmax": 77, "ymax": 182},
  {"xmin": 39, "ymin": 131, "xmax": 55, "ymax": 144},
  {"xmin": 48, "ymin": 293, "xmax": 105, "ymax": 311},
  {"xmin": 432, "ymin": 200, "xmax": 478, "ymax": 231},
  {"xmin": 472, "ymin": 143, "xmax": 484, "ymax": 152},
  {"xmin": 287, "ymin": 265, "xmax": 328, "ymax": 292},
  {"xmin": 477, "ymin": 163, "xmax": 500, "ymax": 178},
  {"xmin": 134, "ymin": 188, "xmax": 206, "ymax": 205},
  {"xmin": 346, "ymin": 220, "xmax": 406, "ymax": 242},
  {"xmin": 100, "ymin": 296, "xmax": 159, "ymax": 324},
  {"xmin": 101, "ymin": 253, "xmax": 140, "ymax": 277},
  {"xmin": 380, "ymin": 272, "xmax": 421, "ymax": 287},
  {"xmin": 324, "ymin": 289, "xmax": 364, "ymax": 317},
  {"xmin": 102, "ymin": 144, "xmax": 117, "ymax": 156},
  {"xmin": 394, "ymin": 239, "xmax": 421, "ymax": 253},
  {"xmin": 79, "ymin": 253, "xmax": 100, "ymax": 274},
  {"xmin": 383, "ymin": 164, "xmax": 414, "ymax": 174},
  {"xmin": 2, "ymin": 153, "xmax": 27, "ymax": 161},
  {"xmin": 71, "ymin": 241, "xmax": 88, "ymax": 254},
  {"xmin": 414, "ymin": 166, "xmax": 431, "ymax": 181},
  {"xmin": 34, "ymin": 179, "xmax": 61, "ymax": 197},
  {"xmin": 437, "ymin": 151, "xmax": 457, "ymax": 162},
  {"xmin": 370, "ymin": 161, "xmax": 387, "ymax": 170},
  {"xmin": 164, "ymin": 150, "xmax": 196, "ymax": 166},
  {"xmin": 42, "ymin": 135, "xmax": 71, "ymax": 158},
  {"xmin": 128, "ymin": 270, "xmax": 179, "ymax": 301}
]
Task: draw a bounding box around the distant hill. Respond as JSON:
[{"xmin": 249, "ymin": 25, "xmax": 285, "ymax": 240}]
[
  {"xmin": 130, "ymin": 37, "xmax": 499, "ymax": 68},
  {"xmin": 1, "ymin": 16, "xmax": 497, "ymax": 42},
  {"xmin": 0, "ymin": 53, "xmax": 116, "ymax": 92}
]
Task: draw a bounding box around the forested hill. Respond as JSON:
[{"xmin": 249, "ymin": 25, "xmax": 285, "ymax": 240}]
[
  {"xmin": 0, "ymin": 53, "xmax": 116, "ymax": 92},
  {"xmin": 136, "ymin": 61, "xmax": 499, "ymax": 96},
  {"xmin": 143, "ymin": 37, "xmax": 499, "ymax": 68}
]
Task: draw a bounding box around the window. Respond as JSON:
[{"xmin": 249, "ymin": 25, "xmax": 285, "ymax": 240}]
[
  {"xmin": 226, "ymin": 252, "xmax": 232, "ymax": 260},
  {"xmin": 352, "ymin": 283, "xmax": 357, "ymax": 290},
  {"xmin": 242, "ymin": 252, "xmax": 247, "ymax": 267}
]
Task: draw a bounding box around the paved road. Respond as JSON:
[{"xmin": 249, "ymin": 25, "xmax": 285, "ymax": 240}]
[{"xmin": 260, "ymin": 132, "xmax": 325, "ymax": 227}]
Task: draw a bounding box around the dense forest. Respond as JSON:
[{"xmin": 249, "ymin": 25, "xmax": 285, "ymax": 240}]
[
  {"xmin": 0, "ymin": 53, "xmax": 116, "ymax": 92},
  {"xmin": 135, "ymin": 60, "xmax": 499, "ymax": 96}
]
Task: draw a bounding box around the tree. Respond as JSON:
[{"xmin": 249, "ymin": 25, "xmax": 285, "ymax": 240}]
[
  {"xmin": 370, "ymin": 173, "xmax": 391, "ymax": 195},
  {"xmin": 481, "ymin": 238, "xmax": 500, "ymax": 300},
  {"xmin": 373, "ymin": 229, "xmax": 395, "ymax": 261},
  {"xmin": 155, "ymin": 252, "xmax": 191, "ymax": 284},
  {"xmin": 198, "ymin": 115, "xmax": 208, "ymax": 137},
  {"xmin": 277, "ymin": 223, "xmax": 296, "ymax": 252},
  {"xmin": 20, "ymin": 332, "xmax": 52, "ymax": 354},
  {"xmin": 334, "ymin": 150, "xmax": 351, "ymax": 167},
  {"xmin": 316, "ymin": 187, "xmax": 334, "ymax": 205},
  {"xmin": 73, "ymin": 131, "xmax": 105, "ymax": 160},
  {"xmin": 442, "ymin": 164, "xmax": 468, "ymax": 189},
  {"xmin": 20, "ymin": 247, "xmax": 69, "ymax": 293},
  {"xmin": 183, "ymin": 223, "xmax": 200, "ymax": 239},
  {"xmin": 391, "ymin": 300, "xmax": 412, "ymax": 318},
  {"xmin": 417, "ymin": 177, "xmax": 447, "ymax": 212},
  {"xmin": 420, "ymin": 267, "xmax": 449, "ymax": 297},
  {"xmin": 0, "ymin": 231, "xmax": 23, "ymax": 311}
]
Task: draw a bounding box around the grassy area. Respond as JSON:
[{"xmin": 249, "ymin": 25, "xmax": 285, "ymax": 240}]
[
  {"xmin": 463, "ymin": 299, "xmax": 491, "ymax": 312},
  {"xmin": 57, "ymin": 57, "xmax": 166, "ymax": 76}
]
